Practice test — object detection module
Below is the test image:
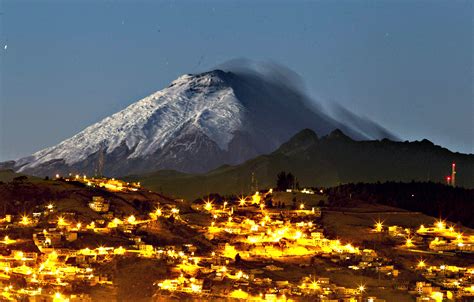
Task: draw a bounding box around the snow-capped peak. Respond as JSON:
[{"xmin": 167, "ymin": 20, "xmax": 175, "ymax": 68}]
[
  {"xmin": 17, "ymin": 70, "xmax": 244, "ymax": 170},
  {"xmin": 9, "ymin": 65, "xmax": 398, "ymax": 177}
]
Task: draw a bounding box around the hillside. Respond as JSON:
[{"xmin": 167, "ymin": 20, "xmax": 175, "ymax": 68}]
[
  {"xmin": 0, "ymin": 169, "xmax": 175, "ymax": 222},
  {"xmin": 126, "ymin": 129, "xmax": 474, "ymax": 200},
  {"xmin": 327, "ymin": 182, "xmax": 474, "ymax": 228},
  {"xmin": 0, "ymin": 169, "xmax": 41, "ymax": 183}
]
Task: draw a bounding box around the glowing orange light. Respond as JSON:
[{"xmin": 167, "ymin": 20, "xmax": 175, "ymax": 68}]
[
  {"xmin": 374, "ymin": 220, "xmax": 384, "ymax": 232},
  {"xmin": 204, "ymin": 201, "xmax": 213, "ymax": 211},
  {"xmin": 435, "ymin": 220, "xmax": 446, "ymax": 230},
  {"xmin": 127, "ymin": 215, "xmax": 136, "ymax": 224},
  {"xmin": 20, "ymin": 215, "xmax": 30, "ymax": 225}
]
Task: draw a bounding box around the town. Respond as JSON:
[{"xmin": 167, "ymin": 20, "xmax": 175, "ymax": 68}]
[{"xmin": 0, "ymin": 174, "xmax": 472, "ymax": 302}]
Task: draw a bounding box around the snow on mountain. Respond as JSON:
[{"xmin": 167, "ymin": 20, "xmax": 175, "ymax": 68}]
[
  {"xmin": 16, "ymin": 71, "xmax": 243, "ymax": 171},
  {"xmin": 7, "ymin": 68, "xmax": 397, "ymax": 177}
]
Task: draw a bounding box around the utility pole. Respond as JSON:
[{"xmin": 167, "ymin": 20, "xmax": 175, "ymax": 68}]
[
  {"xmin": 251, "ymin": 172, "xmax": 255, "ymax": 193},
  {"xmin": 451, "ymin": 163, "xmax": 456, "ymax": 187},
  {"xmin": 251, "ymin": 172, "xmax": 258, "ymax": 193}
]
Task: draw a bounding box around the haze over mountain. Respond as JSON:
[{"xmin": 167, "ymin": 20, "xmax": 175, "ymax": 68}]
[
  {"xmin": 126, "ymin": 129, "xmax": 474, "ymax": 200},
  {"xmin": 1, "ymin": 64, "xmax": 397, "ymax": 177}
]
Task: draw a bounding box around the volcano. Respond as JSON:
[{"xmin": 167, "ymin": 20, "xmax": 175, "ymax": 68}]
[{"xmin": 5, "ymin": 69, "xmax": 396, "ymax": 176}]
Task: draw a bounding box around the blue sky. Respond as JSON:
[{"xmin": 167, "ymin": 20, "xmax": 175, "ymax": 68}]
[{"xmin": 0, "ymin": 0, "xmax": 472, "ymax": 161}]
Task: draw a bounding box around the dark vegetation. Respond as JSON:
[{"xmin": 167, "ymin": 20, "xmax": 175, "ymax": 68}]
[
  {"xmin": 276, "ymin": 171, "xmax": 297, "ymax": 191},
  {"xmin": 128, "ymin": 128, "xmax": 474, "ymax": 200},
  {"xmin": 327, "ymin": 181, "xmax": 474, "ymax": 228}
]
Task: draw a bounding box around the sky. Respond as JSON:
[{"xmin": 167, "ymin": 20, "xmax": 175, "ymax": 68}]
[{"xmin": 0, "ymin": 0, "xmax": 472, "ymax": 161}]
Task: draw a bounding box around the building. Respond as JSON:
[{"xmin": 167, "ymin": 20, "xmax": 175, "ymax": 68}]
[{"xmin": 88, "ymin": 196, "xmax": 110, "ymax": 213}]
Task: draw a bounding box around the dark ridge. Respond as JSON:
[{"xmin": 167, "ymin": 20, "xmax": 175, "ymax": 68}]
[
  {"xmin": 277, "ymin": 129, "xmax": 319, "ymax": 154},
  {"xmin": 126, "ymin": 128, "xmax": 474, "ymax": 200},
  {"xmin": 325, "ymin": 128, "xmax": 352, "ymax": 141}
]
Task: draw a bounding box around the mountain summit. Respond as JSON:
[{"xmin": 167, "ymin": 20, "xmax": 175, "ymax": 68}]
[{"xmin": 6, "ymin": 69, "xmax": 396, "ymax": 176}]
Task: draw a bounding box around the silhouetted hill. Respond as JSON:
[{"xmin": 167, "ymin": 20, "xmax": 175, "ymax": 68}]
[
  {"xmin": 0, "ymin": 169, "xmax": 174, "ymax": 220},
  {"xmin": 327, "ymin": 182, "xmax": 474, "ymax": 228},
  {"xmin": 126, "ymin": 129, "xmax": 474, "ymax": 200}
]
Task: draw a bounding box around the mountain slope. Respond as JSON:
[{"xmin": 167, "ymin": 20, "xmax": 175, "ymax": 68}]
[
  {"xmin": 4, "ymin": 69, "xmax": 396, "ymax": 177},
  {"xmin": 126, "ymin": 129, "xmax": 474, "ymax": 200}
]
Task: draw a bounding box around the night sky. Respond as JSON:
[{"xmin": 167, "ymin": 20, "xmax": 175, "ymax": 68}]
[{"xmin": 0, "ymin": 0, "xmax": 472, "ymax": 161}]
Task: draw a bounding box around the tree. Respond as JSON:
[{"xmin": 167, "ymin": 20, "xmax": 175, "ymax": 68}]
[
  {"xmin": 276, "ymin": 171, "xmax": 288, "ymax": 191},
  {"xmin": 235, "ymin": 253, "xmax": 242, "ymax": 264},
  {"xmin": 292, "ymin": 197, "xmax": 297, "ymax": 210},
  {"xmin": 265, "ymin": 195, "xmax": 273, "ymax": 208},
  {"xmin": 287, "ymin": 173, "xmax": 295, "ymax": 189},
  {"xmin": 276, "ymin": 171, "xmax": 296, "ymax": 191},
  {"xmin": 13, "ymin": 175, "xmax": 28, "ymax": 182}
]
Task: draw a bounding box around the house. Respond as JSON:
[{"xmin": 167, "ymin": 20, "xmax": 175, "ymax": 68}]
[{"xmin": 89, "ymin": 196, "xmax": 110, "ymax": 213}]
